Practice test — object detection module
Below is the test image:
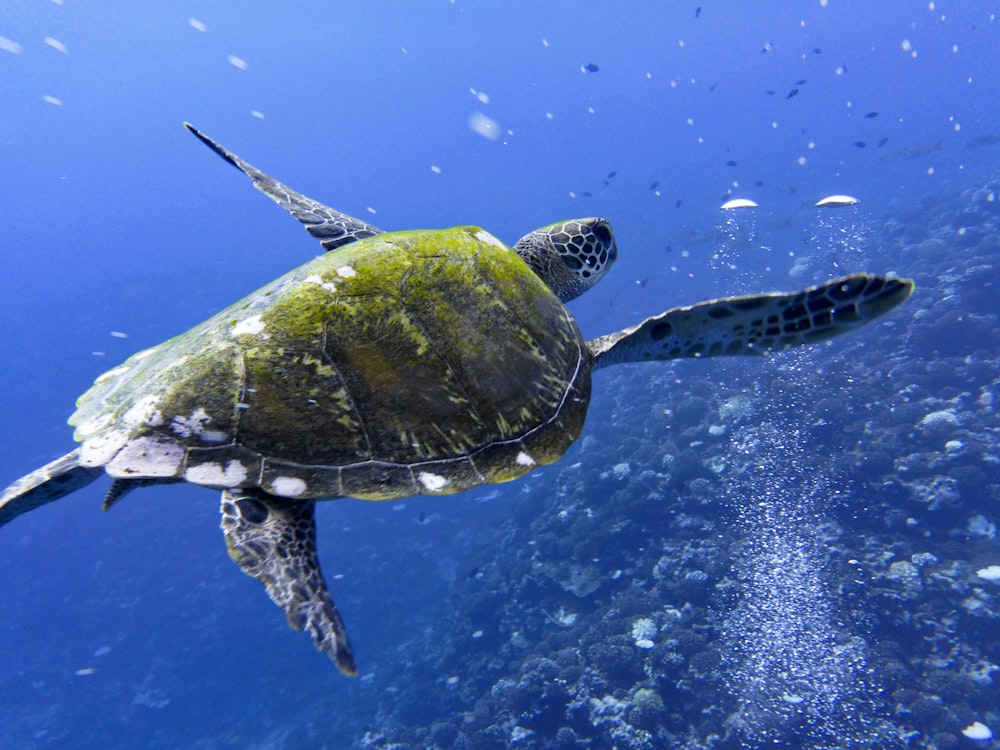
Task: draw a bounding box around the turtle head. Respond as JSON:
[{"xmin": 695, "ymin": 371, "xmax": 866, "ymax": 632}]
[{"xmin": 512, "ymin": 218, "xmax": 618, "ymax": 302}]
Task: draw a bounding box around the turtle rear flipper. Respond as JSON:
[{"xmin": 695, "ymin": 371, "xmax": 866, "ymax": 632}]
[
  {"xmin": 0, "ymin": 449, "xmax": 102, "ymax": 528},
  {"xmin": 589, "ymin": 273, "xmax": 914, "ymax": 368},
  {"xmin": 184, "ymin": 123, "xmax": 382, "ymax": 252},
  {"xmin": 219, "ymin": 489, "xmax": 357, "ymax": 676}
]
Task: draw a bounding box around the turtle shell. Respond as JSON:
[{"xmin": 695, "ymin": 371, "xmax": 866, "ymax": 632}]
[{"xmin": 70, "ymin": 227, "xmax": 592, "ymax": 500}]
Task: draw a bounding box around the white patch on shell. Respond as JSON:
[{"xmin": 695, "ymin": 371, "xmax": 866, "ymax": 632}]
[
  {"xmin": 336, "ymin": 265, "xmax": 357, "ymax": 278},
  {"xmin": 199, "ymin": 429, "xmax": 229, "ymax": 444},
  {"xmin": 418, "ymin": 472, "xmax": 451, "ymax": 492},
  {"xmin": 231, "ymin": 315, "xmax": 266, "ymax": 337},
  {"xmin": 105, "ymin": 435, "xmax": 185, "ymax": 478},
  {"xmin": 170, "ymin": 407, "xmax": 211, "ymax": 438},
  {"xmin": 303, "ymin": 273, "xmax": 339, "ymax": 294},
  {"xmin": 75, "ymin": 413, "xmax": 114, "ymax": 438},
  {"xmin": 515, "ymin": 451, "xmax": 536, "ymax": 467},
  {"xmin": 474, "ymin": 229, "xmax": 507, "ymax": 250},
  {"xmin": 79, "ymin": 430, "xmax": 129, "ymax": 467},
  {"xmin": 271, "ymin": 476, "xmax": 307, "ymax": 497},
  {"xmin": 122, "ymin": 395, "xmax": 164, "ymax": 428},
  {"xmin": 185, "ymin": 460, "xmax": 248, "ymax": 487}
]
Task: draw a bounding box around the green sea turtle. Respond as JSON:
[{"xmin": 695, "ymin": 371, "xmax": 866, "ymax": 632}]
[{"xmin": 0, "ymin": 124, "xmax": 913, "ymax": 676}]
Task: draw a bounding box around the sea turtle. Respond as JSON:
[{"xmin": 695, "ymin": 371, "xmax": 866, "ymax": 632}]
[{"xmin": 0, "ymin": 124, "xmax": 913, "ymax": 676}]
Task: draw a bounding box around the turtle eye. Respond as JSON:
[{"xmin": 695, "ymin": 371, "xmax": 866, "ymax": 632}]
[{"xmin": 236, "ymin": 496, "xmax": 270, "ymax": 524}]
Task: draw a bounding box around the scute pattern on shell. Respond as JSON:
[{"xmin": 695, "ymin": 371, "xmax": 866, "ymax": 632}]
[{"xmin": 68, "ymin": 227, "xmax": 591, "ymax": 500}]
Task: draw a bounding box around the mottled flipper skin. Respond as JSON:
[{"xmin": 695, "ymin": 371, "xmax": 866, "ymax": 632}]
[
  {"xmin": 220, "ymin": 489, "xmax": 356, "ymax": 676},
  {"xmin": 184, "ymin": 123, "xmax": 382, "ymax": 252},
  {"xmin": 0, "ymin": 450, "xmax": 102, "ymax": 527},
  {"xmin": 588, "ymin": 274, "xmax": 914, "ymax": 368}
]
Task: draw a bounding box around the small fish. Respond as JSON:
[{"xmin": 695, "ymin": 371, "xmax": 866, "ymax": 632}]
[
  {"xmin": 765, "ymin": 89, "xmax": 776, "ymax": 96},
  {"xmin": 649, "ymin": 181, "xmax": 660, "ymax": 190},
  {"xmin": 813, "ymin": 48, "xmax": 823, "ymax": 54},
  {"xmin": 675, "ymin": 199, "xmax": 683, "ymax": 208},
  {"xmin": 865, "ymin": 111, "xmax": 879, "ymax": 118},
  {"xmin": 665, "ymin": 245, "xmax": 674, "ymax": 252},
  {"xmin": 468, "ymin": 567, "xmax": 480, "ymax": 579},
  {"xmin": 795, "ymin": 79, "xmax": 807, "ymax": 86},
  {"xmin": 854, "ymin": 141, "xmax": 867, "ymax": 148},
  {"xmin": 709, "ymin": 83, "xmax": 717, "ymax": 92},
  {"xmin": 879, "ymin": 141, "xmax": 944, "ymax": 162},
  {"xmin": 418, "ymin": 512, "xmax": 427, "ymax": 524},
  {"xmin": 786, "ymin": 88, "xmax": 799, "ymax": 99},
  {"xmin": 695, "ymin": 6, "xmax": 701, "ymax": 18},
  {"xmin": 583, "ymin": 62, "xmax": 599, "ymax": 73},
  {"xmin": 755, "ymin": 180, "xmax": 764, "ymax": 187},
  {"xmin": 878, "ymin": 136, "xmax": 889, "ymax": 148},
  {"xmin": 762, "ymin": 42, "xmax": 773, "ymax": 53},
  {"xmin": 582, "ymin": 191, "xmax": 592, "ymax": 197},
  {"xmin": 607, "ymin": 170, "xmax": 617, "ymax": 179},
  {"xmin": 636, "ymin": 278, "xmax": 649, "ymax": 288},
  {"xmin": 726, "ymin": 160, "xmax": 738, "ymax": 166},
  {"xmin": 964, "ymin": 134, "xmax": 1000, "ymax": 149}
]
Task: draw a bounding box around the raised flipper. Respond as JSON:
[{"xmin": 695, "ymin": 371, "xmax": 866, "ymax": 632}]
[
  {"xmin": 219, "ymin": 489, "xmax": 357, "ymax": 676},
  {"xmin": 589, "ymin": 273, "xmax": 913, "ymax": 369},
  {"xmin": 184, "ymin": 123, "xmax": 383, "ymax": 252},
  {"xmin": 0, "ymin": 449, "xmax": 102, "ymax": 528}
]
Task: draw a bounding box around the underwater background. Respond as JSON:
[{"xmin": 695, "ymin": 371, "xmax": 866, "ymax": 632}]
[{"xmin": 1, "ymin": 2, "xmax": 999, "ymax": 748}]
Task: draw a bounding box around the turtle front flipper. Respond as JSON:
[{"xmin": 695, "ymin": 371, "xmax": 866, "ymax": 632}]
[
  {"xmin": 0, "ymin": 449, "xmax": 102, "ymax": 528},
  {"xmin": 184, "ymin": 123, "xmax": 382, "ymax": 252},
  {"xmin": 589, "ymin": 273, "xmax": 914, "ymax": 368},
  {"xmin": 219, "ymin": 489, "xmax": 357, "ymax": 676}
]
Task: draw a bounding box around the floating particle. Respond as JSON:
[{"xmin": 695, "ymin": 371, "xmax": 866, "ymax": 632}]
[
  {"xmin": 188, "ymin": 18, "xmax": 207, "ymax": 32},
  {"xmin": 786, "ymin": 88, "xmax": 799, "ymax": 99},
  {"xmin": 468, "ymin": 111, "xmax": 500, "ymax": 140},
  {"xmin": 75, "ymin": 667, "xmax": 97, "ymax": 676},
  {"xmin": 582, "ymin": 62, "xmax": 599, "ymax": 73},
  {"xmin": 251, "ymin": 110, "xmax": 265, "ymax": 119},
  {"xmin": 962, "ymin": 722, "xmax": 993, "ymax": 741},
  {"xmin": 430, "ymin": 165, "xmax": 441, "ymax": 174},
  {"xmin": 865, "ymin": 111, "xmax": 879, "ymax": 118},
  {"xmin": 0, "ymin": 37, "xmax": 24, "ymax": 54},
  {"xmin": 761, "ymin": 42, "xmax": 773, "ymax": 53},
  {"xmin": 637, "ymin": 278, "xmax": 649, "ymax": 287},
  {"xmin": 815, "ymin": 195, "xmax": 859, "ymax": 207},
  {"xmin": 43, "ymin": 95, "xmax": 63, "ymax": 106},
  {"xmin": 227, "ymin": 54, "xmax": 248, "ymax": 70},
  {"xmin": 44, "ymin": 37, "xmax": 68, "ymax": 53},
  {"xmin": 366, "ymin": 207, "xmax": 377, "ymax": 215},
  {"xmin": 721, "ymin": 198, "xmax": 758, "ymax": 210},
  {"xmin": 110, "ymin": 331, "xmax": 128, "ymax": 339}
]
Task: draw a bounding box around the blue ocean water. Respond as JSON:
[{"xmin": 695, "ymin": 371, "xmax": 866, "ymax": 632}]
[{"xmin": 1, "ymin": 2, "xmax": 998, "ymax": 748}]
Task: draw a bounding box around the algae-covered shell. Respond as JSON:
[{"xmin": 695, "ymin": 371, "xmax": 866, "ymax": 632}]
[{"xmin": 70, "ymin": 226, "xmax": 591, "ymax": 500}]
